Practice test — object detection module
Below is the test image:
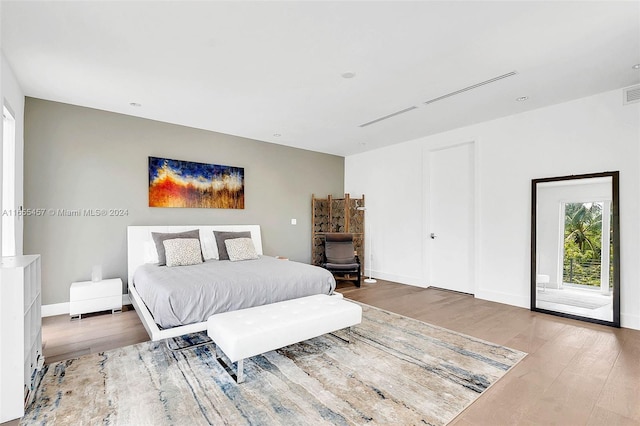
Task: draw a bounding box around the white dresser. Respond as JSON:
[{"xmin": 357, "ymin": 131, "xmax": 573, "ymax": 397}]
[
  {"xmin": 70, "ymin": 278, "xmax": 122, "ymax": 319},
  {"xmin": 0, "ymin": 255, "xmax": 43, "ymax": 423}
]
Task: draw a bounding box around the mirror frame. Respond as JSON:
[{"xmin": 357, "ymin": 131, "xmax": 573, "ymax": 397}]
[{"xmin": 531, "ymin": 171, "xmax": 620, "ymax": 327}]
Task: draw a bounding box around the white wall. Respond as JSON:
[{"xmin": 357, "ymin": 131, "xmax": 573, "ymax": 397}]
[
  {"xmin": 346, "ymin": 88, "xmax": 640, "ymax": 330},
  {"xmin": 1, "ymin": 50, "xmax": 25, "ymax": 255}
]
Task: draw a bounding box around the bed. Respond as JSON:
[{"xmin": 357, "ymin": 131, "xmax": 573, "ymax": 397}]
[{"xmin": 127, "ymin": 225, "xmax": 336, "ymax": 341}]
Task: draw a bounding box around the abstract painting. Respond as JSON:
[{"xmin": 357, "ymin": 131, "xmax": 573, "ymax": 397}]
[{"xmin": 148, "ymin": 157, "xmax": 244, "ymax": 209}]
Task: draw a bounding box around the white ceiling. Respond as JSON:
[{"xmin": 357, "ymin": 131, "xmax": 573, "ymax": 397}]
[{"xmin": 2, "ymin": 1, "xmax": 639, "ymax": 157}]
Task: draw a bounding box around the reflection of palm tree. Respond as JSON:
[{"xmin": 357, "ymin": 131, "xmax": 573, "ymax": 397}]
[{"xmin": 565, "ymin": 203, "xmax": 602, "ymax": 258}]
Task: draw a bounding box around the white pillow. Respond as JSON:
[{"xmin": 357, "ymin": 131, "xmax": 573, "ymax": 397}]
[
  {"xmin": 143, "ymin": 241, "xmax": 159, "ymax": 264},
  {"xmin": 163, "ymin": 238, "xmax": 204, "ymax": 267},
  {"xmin": 224, "ymin": 238, "xmax": 259, "ymax": 262},
  {"xmin": 199, "ymin": 230, "xmax": 218, "ymax": 260}
]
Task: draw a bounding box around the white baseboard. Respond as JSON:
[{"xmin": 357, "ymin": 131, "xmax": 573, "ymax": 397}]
[
  {"xmin": 42, "ymin": 294, "xmax": 132, "ymax": 317},
  {"xmin": 41, "ymin": 302, "xmax": 69, "ymax": 317},
  {"xmin": 621, "ymin": 313, "xmax": 640, "ymax": 330},
  {"xmin": 473, "ymin": 288, "xmax": 529, "ymax": 309},
  {"xmin": 366, "ymin": 270, "xmax": 426, "ymax": 287}
]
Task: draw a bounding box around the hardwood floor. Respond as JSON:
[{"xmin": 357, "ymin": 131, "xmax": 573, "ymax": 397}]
[
  {"xmin": 39, "ymin": 280, "xmax": 640, "ymax": 425},
  {"xmin": 42, "ymin": 305, "xmax": 149, "ymax": 364}
]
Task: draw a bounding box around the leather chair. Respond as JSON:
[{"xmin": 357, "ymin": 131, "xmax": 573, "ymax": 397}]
[{"xmin": 322, "ymin": 233, "xmax": 361, "ymax": 287}]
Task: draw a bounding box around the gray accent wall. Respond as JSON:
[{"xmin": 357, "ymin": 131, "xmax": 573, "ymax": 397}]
[{"xmin": 24, "ymin": 98, "xmax": 344, "ymax": 305}]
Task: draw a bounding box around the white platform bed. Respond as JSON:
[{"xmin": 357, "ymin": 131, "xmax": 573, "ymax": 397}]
[
  {"xmin": 127, "ymin": 225, "xmax": 336, "ymax": 341},
  {"xmin": 128, "ymin": 225, "xmax": 264, "ymax": 341}
]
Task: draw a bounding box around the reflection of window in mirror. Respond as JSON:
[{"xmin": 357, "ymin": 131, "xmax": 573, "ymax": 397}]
[
  {"xmin": 562, "ymin": 201, "xmax": 612, "ymax": 295},
  {"xmin": 532, "ymin": 172, "xmax": 619, "ymax": 328}
]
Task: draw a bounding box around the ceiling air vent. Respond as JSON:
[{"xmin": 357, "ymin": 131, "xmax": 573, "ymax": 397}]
[
  {"xmin": 423, "ymin": 71, "xmax": 518, "ymax": 105},
  {"xmin": 359, "ymin": 106, "xmax": 418, "ymax": 128},
  {"xmin": 358, "ymin": 71, "xmax": 518, "ymax": 128},
  {"xmin": 623, "ymin": 85, "xmax": 640, "ymax": 105}
]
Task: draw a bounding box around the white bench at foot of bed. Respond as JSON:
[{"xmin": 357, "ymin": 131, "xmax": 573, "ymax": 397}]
[{"xmin": 207, "ymin": 293, "xmax": 362, "ymax": 383}]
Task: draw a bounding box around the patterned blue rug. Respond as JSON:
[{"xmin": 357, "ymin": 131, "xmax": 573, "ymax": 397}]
[{"xmin": 23, "ymin": 303, "xmax": 526, "ymax": 425}]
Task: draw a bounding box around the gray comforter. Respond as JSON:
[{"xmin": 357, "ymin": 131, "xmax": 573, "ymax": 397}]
[{"xmin": 133, "ymin": 256, "xmax": 336, "ymax": 328}]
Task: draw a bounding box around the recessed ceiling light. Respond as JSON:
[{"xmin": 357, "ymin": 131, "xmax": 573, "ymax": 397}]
[
  {"xmin": 633, "ymin": 64, "xmax": 640, "ymax": 69},
  {"xmin": 516, "ymin": 96, "xmax": 529, "ymax": 102},
  {"xmin": 341, "ymin": 72, "xmax": 356, "ymax": 79},
  {"xmin": 273, "ymin": 133, "xmax": 281, "ymax": 137},
  {"xmin": 129, "ymin": 102, "xmax": 142, "ymax": 107}
]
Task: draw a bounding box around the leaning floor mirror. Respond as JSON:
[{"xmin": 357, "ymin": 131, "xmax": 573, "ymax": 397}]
[{"xmin": 531, "ymin": 171, "xmax": 620, "ymax": 327}]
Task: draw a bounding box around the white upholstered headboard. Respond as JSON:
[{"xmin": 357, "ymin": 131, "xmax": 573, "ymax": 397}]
[{"xmin": 127, "ymin": 225, "xmax": 263, "ymax": 285}]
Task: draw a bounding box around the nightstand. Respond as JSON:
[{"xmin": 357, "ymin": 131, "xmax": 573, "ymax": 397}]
[{"xmin": 70, "ymin": 278, "xmax": 122, "ymax": 319}]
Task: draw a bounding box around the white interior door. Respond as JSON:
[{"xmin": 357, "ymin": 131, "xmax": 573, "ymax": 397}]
[{"xmin": 428, "ymin": 143, "xmax": 474, "ymax": 294}]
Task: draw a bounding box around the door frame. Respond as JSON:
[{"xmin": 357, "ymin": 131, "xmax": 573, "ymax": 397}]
[{"xmin": 422, "ymin": 140, "xmax": 479, "ymax": 294}]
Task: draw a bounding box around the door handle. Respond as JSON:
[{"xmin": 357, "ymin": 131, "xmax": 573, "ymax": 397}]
[{"xmin": 430, "ymin": 233, "xmax": 436, "ymax": 239}]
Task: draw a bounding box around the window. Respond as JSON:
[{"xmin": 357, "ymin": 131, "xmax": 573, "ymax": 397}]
[{"xmin": 2, "ymin": 105, "xmax": 16, "ymax": 256}]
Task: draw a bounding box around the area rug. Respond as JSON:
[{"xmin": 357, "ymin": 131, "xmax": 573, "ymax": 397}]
[{"xmin": 23, "ymin": 303, "xmax": 526, "ymax": 425}]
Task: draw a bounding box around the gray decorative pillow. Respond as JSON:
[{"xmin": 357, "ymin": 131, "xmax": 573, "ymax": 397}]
[
  {"xmin": 224, "ymin": 238, "xmax": 258, "ymax": 262},
  {"xmin": 152, "ymin": 229, "xmax": 202, "ymax": 266},
  {"xmin": 214, "ymin": 231, "xmax": 251, "ymax": 260},
  {"xmin": 163, "ymin": 238, "xmax": 204, "ymax": 267}
]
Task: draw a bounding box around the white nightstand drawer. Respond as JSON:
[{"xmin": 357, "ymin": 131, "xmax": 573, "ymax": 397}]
[
  {"xmin": 70, "ymin": 295, "xmax": 121, "ymax": 316},
  {"xmin": 70, "ymin": 278, "xmax": 121, "ymax": 300},
  {"xmin": 70, "ymin": 278, "xmax": 122, "ymax": 317}
]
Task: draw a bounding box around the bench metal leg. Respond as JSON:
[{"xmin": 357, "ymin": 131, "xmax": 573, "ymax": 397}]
[
  {"xmin": 215, "ymin": 344, "xmax": 245, "ymax": 383},
  {"xmin": 330, "ymin": 326, "xmax": 356, "ymax": 344},
  {"xmin": 236, "ymin": 359, "xmax": 245, "ymax": 384}
]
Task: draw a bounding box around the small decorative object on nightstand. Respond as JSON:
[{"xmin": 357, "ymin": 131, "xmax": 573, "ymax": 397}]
[
  {"xmin": 91, "ymin": 264, "xmax": 102, "ymax": 282},
  {"xmin": 70, "ymin": 278, "xmax": 122, "ymax": 319}
]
